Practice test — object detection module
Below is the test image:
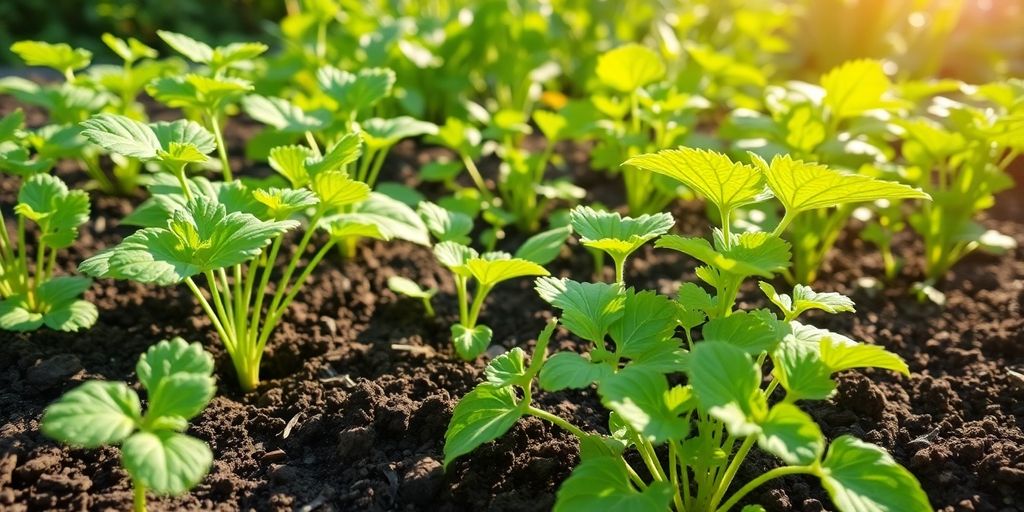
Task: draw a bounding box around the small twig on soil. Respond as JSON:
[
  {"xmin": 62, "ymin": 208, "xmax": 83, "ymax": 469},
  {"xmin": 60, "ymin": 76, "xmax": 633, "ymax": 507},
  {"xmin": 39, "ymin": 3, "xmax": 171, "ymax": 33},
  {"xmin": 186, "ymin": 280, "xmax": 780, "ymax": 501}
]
[
  {"xmin": 391, "ymin": 343, "xmax": 438, "ymax": 358},
  {"xmin": 282, "ymin": 412, "xmax": 302, "ymax": 439}
]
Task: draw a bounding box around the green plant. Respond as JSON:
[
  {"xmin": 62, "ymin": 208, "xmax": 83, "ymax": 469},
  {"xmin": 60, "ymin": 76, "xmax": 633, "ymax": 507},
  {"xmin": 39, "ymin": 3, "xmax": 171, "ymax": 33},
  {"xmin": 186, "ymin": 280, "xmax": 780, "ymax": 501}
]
[
  {"xmin": 0, "ymin": 127, "xmax": 95, "ymax": 331},
  {"xmin": 77, "ymin": 114, "xmax": 416, "ymax": 390},
  {"xmin": 443, "ymin": 148, "xmax": 930, "ymax": 510},
  {"xmin": 418, "ymin": 201, "xmax": 554, "ymax": 360},
  {"xmin": 569, "ymin": 205, "xmax": 674, "ymax": 283},
  {"xmin": 388, "ymin": 275, "xmax": 437, "ymax": 317},
  {"xmin": 627, "ymin": 148, "xmax": 930, "ymax": 285},
  {"xmin": 42, "ymin": 338, "xmax": 215, "ymax": 512},
  {"xmin": 147, "ymin": 30, "xmax": 268, "ymax": 181}
]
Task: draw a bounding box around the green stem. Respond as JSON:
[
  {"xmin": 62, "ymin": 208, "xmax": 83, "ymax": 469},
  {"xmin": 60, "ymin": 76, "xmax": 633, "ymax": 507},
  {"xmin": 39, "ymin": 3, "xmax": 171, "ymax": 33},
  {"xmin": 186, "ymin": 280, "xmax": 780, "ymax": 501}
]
[
  {"xmin": 771, "ymin": 210, "xmax": 796, "ymax": 238},
  {"xmin": 526, "ymin": 406, "xmax": 588, "ymax": 438},
  {"xmin": 249, "ymin": 235, "xmax": 283, "ymax": 348},
  {"xmin": 460, "ymin": 154, "xmax": 492, "ymax": 200},
  {"xmin": 365, "ymin": 145, "xmax": 390, "ymax": 189},
  {"xmin": 305, "ymin": 131, "xmax": 322, "ymax": 158},
  {"xmin": 82, "ymin": 156, "xmax": 117, "ymax": 193},
  {"xmin": 132, "ymin": 481, "xmax": 146, "ymax": 512},
  {"xmin": 209, "ymin": 112, "xmax": 232, "ymax": 182},
  {"xmin": 714, "ymin": 465, "xmax": 815, "ymax": 512},
  {"xmin": 636, "ymin": 438, "xmax": 668, "ymax": 482},
  {"xmin": 612, "ymin": 254, "xmax": 626, "ymax": 285},
  {"xmin": 184, "ymin": 277, "xmax": 235, "ymax": 353},
  {"xmin": 669, "ymin": 439, "xmax": 685, "ymax": 512},
  {"xmin": 265, "ymin": 210, "xmax": 325, "ymax": 318},
  {"xmin": 258, "ymin": 240, "xmax": 336, "ymax": 355},
  {"xmin": 456, "ymin": 276, "xmax": 469, "ymax": 325},
  {"xmin": 204, "ymin": 270, "xmax": 236, "ymax": 337},
  {"xmin": 466, "ymin": 283, "xmax": 493, "ymax": 327},
  {"xmin": 708, "ymin": 436, "xmax": 758, "ymax": 510}
]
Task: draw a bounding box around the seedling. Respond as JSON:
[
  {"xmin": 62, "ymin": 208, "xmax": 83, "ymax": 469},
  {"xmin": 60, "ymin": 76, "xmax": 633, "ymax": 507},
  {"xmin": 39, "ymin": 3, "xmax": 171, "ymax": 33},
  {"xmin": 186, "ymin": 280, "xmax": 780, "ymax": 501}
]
[
  {"xmin": 419, "ymin": 202, "xmax": 552, "ymax": 360},
  {"xmin": 42, "ymin": 338, "xmax": 216, "ymax": 512},
  {"xmin": 388, "ymin": 276, "xmax": 437, "ymax": 317},
  {"xmin": 79, "ymin": 116, "xmax": 402, "ymax": 390},
  {"xmin": 569, "ymin": 205, "xmax": 674, "ymax": 283},
  {"xmin": 0, "ymin": 168, "xmax": 95, "ymax": 332}
]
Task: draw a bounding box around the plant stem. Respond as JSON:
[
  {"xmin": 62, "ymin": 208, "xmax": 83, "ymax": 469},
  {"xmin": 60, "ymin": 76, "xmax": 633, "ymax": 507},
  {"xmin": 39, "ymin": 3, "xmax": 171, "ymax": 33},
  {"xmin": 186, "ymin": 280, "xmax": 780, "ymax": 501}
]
[
  {"xmin": 456, "ymin": 276, "xmax": 469, "ymax": 325},
  {"xmin": 184, "ymin": 277, "xmax": 235, "ymax": 354},
  {"xmin": 365, "ymin": 145, "xmax": 390, "ymax": 189},
  {"xmin": 132, "ymin": 481, "xmax": 146, "ymax": 512},
  {"xmin": 209, "ymin": 112, "xmax": 233, "ymax": 182},
  {"xmin": 305, "ymin": 131, "xmax": 322, "ymax": 158},
  {"xmin": 460, "ymin": 154, "xmax": 492, "ymax": 200},
  {"xmin": 714, "ymin": 465, "xmax": 815, "ymax": 512},
  {"xmin": 466, "ymin": 284, "xmax": 492, "ymax": 327},
  {"xmin": 708, "ymin": 435, "xmax": 758, "ymax": 510},
  {"xmin": 525, "ymin": 406, "xmax": 588, "ymax": 438}
]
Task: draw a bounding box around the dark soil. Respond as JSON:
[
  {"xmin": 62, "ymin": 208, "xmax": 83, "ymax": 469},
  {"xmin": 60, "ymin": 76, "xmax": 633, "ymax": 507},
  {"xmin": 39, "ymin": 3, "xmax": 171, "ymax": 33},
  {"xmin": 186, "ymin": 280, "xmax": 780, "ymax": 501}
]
[{"xmin": 1, "ymin": 108, "xmax": 1022, "ymax": 512}]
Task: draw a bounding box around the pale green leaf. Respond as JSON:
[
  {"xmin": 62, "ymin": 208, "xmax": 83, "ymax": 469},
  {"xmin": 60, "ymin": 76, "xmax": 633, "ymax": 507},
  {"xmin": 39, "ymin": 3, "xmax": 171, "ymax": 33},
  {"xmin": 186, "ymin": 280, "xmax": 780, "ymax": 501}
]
[
  {"xmin": 626, "ymin": 148, "xmax": 766, "ymax": 215},
  {"xmin": 466, "ymin": 258, "xmax": 549, "ymax": 287},
  {"xmin": 41, "ymin": 381, "xmax": 140, "ymax": 448},
  {"xmin": 136, "ymin": 338, "xmax": 214, "ymax": 394},
  {"xmin": 554, "ymin": 456, "xmax": 675, "ymax": 512},
  {"xmin": 484, "ymin": 347, "xmax": 528, "ymax": 387},
  {"xmin": 11, "ymin": 41, "xmax": 91, "ymax": 72},
  {"xmin": 758, "ymin": 403, "xmax": 824, "ymax": 465},
  {"xmin": 598, "ymin": 367, "xmax": 689, "ymax": 442},
  {"xmin": 444, "ymin": 384, "xmax": 522, "ymax": 467},
  {"xmin": 595, "ymin": 44, "xmax": 665, "ymax": 93},
  {"xmin": 821, "ymin": 436, "xmax": 931, "ymax": 512},
  {"xmin": 452, "ymin": 323, "xmax": 493, "ymax": 360},
  {"xmin": 122, "ymin": 431, "xmax": 212, "ymax": 495},
  {"xmin": 821, "ymin": 59, "xmax": 892, "ymax": 120}
]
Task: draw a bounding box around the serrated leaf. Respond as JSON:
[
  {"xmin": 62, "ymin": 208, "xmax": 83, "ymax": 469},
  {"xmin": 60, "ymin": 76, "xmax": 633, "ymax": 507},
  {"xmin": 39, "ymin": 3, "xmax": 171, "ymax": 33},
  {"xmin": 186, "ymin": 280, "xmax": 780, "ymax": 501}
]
[
  {"xmin": 536, "ymin": 278, "xmax": 624, "ymax": 343},
  {"xmin": 151, "ymin": 119, "xmax": 216, "ymax": 156},
  {"xmin": 821, "ymin": 59, "xmax": 892, "ymax": 120},
  {"xmin": 318, "ymin": 66, "xmax": 396, "ymax": 112},
  {"xmin": 689, "ymin": 341, "xmax": 767, "ymax": 436},
  {"xmin": 466, "ymin": 258, "xmax": 549, "ymax": 287},
  {"xmin": 312, "ymin": 171, "xmax": 370, "ymax": 209},
  {"xmin": 758, "ymin": 403, "xmax": 824, "ymax": 466},
  {"xmin": 595, "ymin": 44, "xmax": 665, "ymax": 93},
  {"xmin": 242, "ymin": 95, "xmax": 327, "ymax": 133},
  {"xmin": 539, "ymin": 352, "xmax": 613, "ymax": 391},
  {"xmin": 307, "ymin": 133, "xmax": 363, "ymax": 175},
  {"xmin": 771, "ymin": 333, "xmax": 836, "ymax": 401},
  {"xmin": 658, "ymin": 231, "xmax": 791, "ymax": 279},
  {"xmin": 11, "ymin": 41, "xmax": 91, "ymax": 72},
  {"xmin": 626, "ymin": 148, "xmax": 766, "ymax": 215},
  {"xmin": 419, "ymin": 202, "xmax": 473, "ymax": 244},
  {"xmin": 452, "ymin": 324, "xmax": 493, "ymax": 360},
  {"xmin": 598, "ymin": 367, "xmax": 689, "ymax": 443},
  {"xmin": 347, "ymin": 192, "xmax": 430, "ymax": 246},
  {"xmin": 609, "ymin": 290, "xmax": 679, "ymax": 359},
  {"xmin": 252, "ymin": 188, "xmax": 319, "ymax": 220},
  {"xmin": 102, "ymin": 33, "xmax": 157, "ymax": 63},
  {"xmin": 753, "ymin": 155, "xmax": 929, "ymax": 215},
  {"xmin": 122, "ymin": 431, "xmax": 212, "ymax": 495},
  {"xmin": 268, "ymin": 145, "xmax": 313, "ymax": 188},
  {"xmin": 80, "ymin": 114, "xmax": 160, "ymax": 159},
  {"xmin": 136, "ymin": 338, "xmax": 214, "ymax": 393},
  {"xmin": 41, "ymin": 381, "xmax": 140, "ymax": 448},
  {"xmin": 819, "ymin": 338, "xmax": 909, "ymax": 376},
  {"xmin": 485, "ymin": 347, "xmax": 528, "ymax": 387},
  {"xmin": 570, "ymin": 206, "xmax": 673, "ymax": 262},
  {"xmin": 434, "ymin": 241, "xmax": 478, "ymax": 275},
  {"xmin": 820, "ymin": 436, "xmax": 931, "ymax": 512},
  {"xmin": 703, "ymin": 310, "xmax": 782, "ymax": 354},
  {"xmin": 360, "ymin": 116, "xmax": 437, "ymax": 148},
  {"xmin": 444, "ymin": 384, "xmax": 522, "ymax": 467}
]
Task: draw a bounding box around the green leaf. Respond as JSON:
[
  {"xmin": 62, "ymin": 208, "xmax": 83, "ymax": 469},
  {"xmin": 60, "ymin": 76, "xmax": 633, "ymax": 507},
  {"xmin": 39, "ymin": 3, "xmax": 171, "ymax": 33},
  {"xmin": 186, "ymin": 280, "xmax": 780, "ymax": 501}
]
[
  {"xmin": 419, "ymin": 201, "xmax": 473, "ymax": 244},
  {"xmin": 268, "ymin": 145, "xmax": 313, "ymax": 188},
  {"xmin": 595, "ymin": 44, "xmax": 666, "ymax": 93},
  {"xmin": 555, "ymin": 456, "xmax": 675, "ymax": 512},
  {"xmin": 752, "ymin": 155, "xmax": 929, "ymax": 215},
  {"xmin": 36, "ymin": 276, "xmax": 97, "ymax": 331},
  {"xmin": 434, "ymin": 241, "xmax": 479, "ymax": 275},
  {"xmin": 318, "ymin": 66, "xmax": 396, "ymax": 112},
  {"xmin": 533, "ymin": 110, "xmax": 568, "ymax": 142},
  {"xmin": 80, "ymin": 114, "xmax": 160, "ymax": 160},
  {"xmin": 122, "ymin": 431, "xmax": 212, "ymax": 495},
  {"xmin": 570, "ymin": 206, "xmax": 673, "ymax": 263},
  {"xmin": 760, "ymin": 282, "xmax": 855, "ymax": 318},
  {"xmin": 136, "ymin": 338, "xmax": 214, "ymax": 393},
  {"xmin": 41, "ymin": 381, "xmax": 140, "ymax": 448},
  {"xmin": 387, "ymin": 276, "xmax": 436, "ymax": 300},
  {"xmin": 484, "ymin": 347, "xmax": 529, "ymax": 387},
  {"xmin": 609, "ymin": 290, "xmax": 679, "ymax": 359},
  {"xmin": 312, "ymin": 171, "xmax": 371, "ymax": 209},
  {"xmin": 626, "ymin": 148, "xmax": 766, "ymax": 215},
  {"xmin": 466, "ymin": 258, "xmax": 549, "ymax": 287},
  {"xmin": 151, "ymin": 119, "xmax": 217, "ymax": 157},
  {"xmin": 758, "ymin": 403, "xmax": 824, "ymax": 466},
  {"xmin": 0, "ymin": 298, "xmax": 43, "ymax": 331},
  {"xmin": 347, "ymin": 192, "xmax": 430, "ymax": 246},
  {"xmin": 702, "ymin": 310, "xmax": 782, "ymax": 354},
  {"xmin": 360, "ymin": 116, "xmax": 437, "ymax": 148},
  {"xmin": 599, "ymin": 367, "xmax": 690, "ymax": 442},
  {"xmin": 11, "ymin": 41, "xmax": 91, "ymax": 73},
  {"xmin": 145, "ymin": 373, "xmax": 215, "ymax": 423},
  {"xmin": 252, "ymin": 188, "xmax": 319, "ymax": 220},
  {"xmin": 444, "ymin": 384, "xmax": 522, "ymax": 467},
  {"xmin": 819, "ymin": 337, "xmax": 909, "ymax": 376},
  {"xmin": 242, "ymin": 95, "xmax": 327, "ymax": 133},
  {"xmin": 539, "ymin": 352, "xmax": 613, "ymax": 391},
  {"xmin": 771, "ymin": 332, "xmax": 836, "ymax": 401},
  {"xmin": 536, "ymin": 278, "xmax": 624, "ymax": 344},
  {"xmin": 688, "ymin": 341, "xmax": 767, "ymax": 436},
  {"xmin": 657, "ymin": 231, "xmax": 791, "ymax": 279},
  {"xmin": 821, "ymin": 59, "xmax": 892, "ymax": 120},
  {"xmin": 80, "ymin": 197, "xmax": 297, "ymax": 285},
  {"xmin": 307, "ymin": 133, "xmax": 363, "ymax": 175},
  {"xmin": 156, "ymin": 31, "xmax": 213, "ymax": 64},
  {"xmin": 514, "ymin": 225, "xmax": 572, "ymax": 266},
  {"xmin": 451, "ymin": 323, "xmax": 493, "ymax": 360},
  {"xmin": 102, "ymin": 33, "xmax": 157, "ymax": 63},
  {"xmin": 820, "ymin": 435, "xmax": 931, "ymax": 512}
]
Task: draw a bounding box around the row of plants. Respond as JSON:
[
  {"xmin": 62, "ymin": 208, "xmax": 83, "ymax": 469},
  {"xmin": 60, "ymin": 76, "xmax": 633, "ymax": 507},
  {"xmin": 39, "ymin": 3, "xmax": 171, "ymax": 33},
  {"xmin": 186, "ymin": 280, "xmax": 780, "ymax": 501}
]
[{"xmin": 1, "ymin": 7, "xmax": 1019, "ymax": 511}]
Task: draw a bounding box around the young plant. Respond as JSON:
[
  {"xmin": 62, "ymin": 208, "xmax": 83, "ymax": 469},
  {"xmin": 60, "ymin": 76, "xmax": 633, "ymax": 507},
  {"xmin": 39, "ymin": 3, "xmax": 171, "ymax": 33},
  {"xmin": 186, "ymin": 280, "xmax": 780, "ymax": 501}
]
[
  {"xmin": 569, "ymin": 205, "xmax": 674, "ymax": 283},
  {"xmin": 627, "ymin": 148, "xmax": 930, "ymax": 285},
  {"xmin": 0, "ymin": 165, "xmax": 95, "ymax": 332},
  {"xmin": 147, "ymin": 31, "xmax": 268, "ymax": 181},
  {"xmin": 419, "ymin": 201, "xmax": 553, "ymax": 360},
  {"xmin": 42, "ymin": 338, "xmax": 215, "ymax": 512},
  {"xmin": 388, "ymin": 276, "xmax": 437, "ymax": 318},
  {"xmin": 78, "ymin": 115, "xmax": 400, "ymax": 390}
]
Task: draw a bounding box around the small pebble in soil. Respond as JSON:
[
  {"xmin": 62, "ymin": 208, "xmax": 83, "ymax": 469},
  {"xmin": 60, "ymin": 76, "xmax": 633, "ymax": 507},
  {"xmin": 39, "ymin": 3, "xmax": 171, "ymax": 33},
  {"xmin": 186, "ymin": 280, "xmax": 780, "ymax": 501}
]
[{"xmin": 399, "ymin": 456, "xmax": 443, "ymax": 505}]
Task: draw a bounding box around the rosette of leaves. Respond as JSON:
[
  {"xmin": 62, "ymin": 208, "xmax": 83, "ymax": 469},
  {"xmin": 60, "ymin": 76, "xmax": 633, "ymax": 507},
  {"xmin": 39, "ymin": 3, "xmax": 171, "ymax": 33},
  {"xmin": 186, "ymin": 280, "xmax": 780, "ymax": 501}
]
[
  {"xmin": 626, "ymin": 147, "xmax": 929, "ymax": 285},
  {"xmin": 42, "ymin": 338, "xmax": 216, "ymax": 512},
  {"xmin": 443, "ymin": 224, "xmax": 929, "ymax": 512},
  {"xmin": 146, "ymin": 31, "xmax": 268, "ymax": 181},
  {"xmin": 0, "ymin": 172, "xmax": 95, "ymax": 332},
  {"xmin": 417, "ymin": 202, "xmax": 554, "ymax": 360}
]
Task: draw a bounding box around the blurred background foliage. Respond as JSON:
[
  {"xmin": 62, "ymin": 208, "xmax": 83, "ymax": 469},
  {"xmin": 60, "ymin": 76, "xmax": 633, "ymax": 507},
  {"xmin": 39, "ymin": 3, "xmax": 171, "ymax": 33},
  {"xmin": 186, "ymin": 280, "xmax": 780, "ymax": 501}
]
[{"xmin": 1, "ymin": 0, "xmax": 1020, "ymax": 83}]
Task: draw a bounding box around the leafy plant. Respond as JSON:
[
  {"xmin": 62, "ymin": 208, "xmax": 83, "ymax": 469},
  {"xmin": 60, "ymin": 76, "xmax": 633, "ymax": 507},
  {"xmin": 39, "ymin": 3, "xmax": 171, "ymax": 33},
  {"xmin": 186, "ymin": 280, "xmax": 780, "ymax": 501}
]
[
  {"xmin": 78, "ymin": 115, "xmax": 410, "ymax": 390},
  {"xmin": 0, "ymin": 163, "xmax": 95, "ymax": 332},
  {"xmin": 569, "ymin": 205, "xmax": 674, "ymax": 283},
  {"xmin": 388, "ymin": 275, "xmax": 437, "ymax": 318},
  {"xmin": 42, "ymin": 338, "xmax": 215, "ymax": 512},
  {"xmin": 628, "ymin": 148, "xmax": 930, "ymax": 285},
  {"xmin": 419, "ymin": 201, "xmax": 552, "ymax": 360},
  {"xmin": 444, "ymin": 148, "xmax": 931, "ymax": 511}
]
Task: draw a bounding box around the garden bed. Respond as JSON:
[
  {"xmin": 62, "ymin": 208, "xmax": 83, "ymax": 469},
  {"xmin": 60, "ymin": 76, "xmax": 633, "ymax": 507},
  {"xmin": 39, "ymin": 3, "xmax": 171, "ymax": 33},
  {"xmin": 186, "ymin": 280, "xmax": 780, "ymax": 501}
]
[{"xmin": 1, "ymin": 113, "xmax": 1022, "ymax": 512}]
